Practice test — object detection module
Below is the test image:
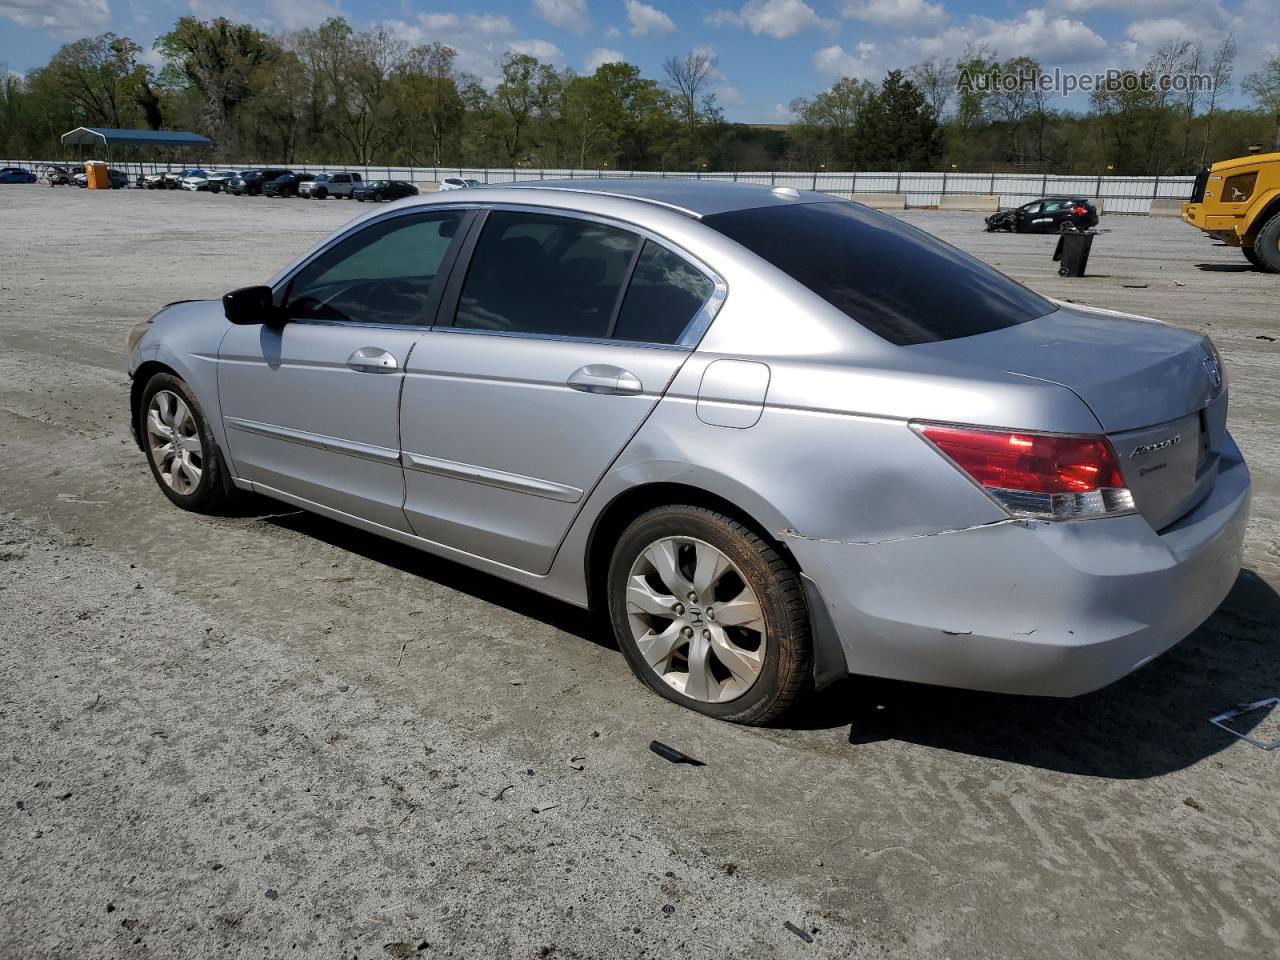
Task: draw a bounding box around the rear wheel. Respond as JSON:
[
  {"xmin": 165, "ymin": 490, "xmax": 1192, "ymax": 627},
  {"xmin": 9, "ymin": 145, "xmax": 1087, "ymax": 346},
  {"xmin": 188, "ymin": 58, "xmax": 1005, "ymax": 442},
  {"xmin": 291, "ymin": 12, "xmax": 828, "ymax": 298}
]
[
  {"xmin": 1243, "ymin": 246, "xmax": 1262, "ymax": 269},
  {"xmin": 607, "ymin": 505, "xmax": 812, "ymax": 725},
  {"xmin": 140, "ymin": 374, "xmax": 229, "ymax": 514},
  {"xmin": 1252, "ymin": 215, "xmax": 1280, "ymax": 273},
  {"xmin": 373, "ymin": 191, "xmax": 384, "ymax": 202}
]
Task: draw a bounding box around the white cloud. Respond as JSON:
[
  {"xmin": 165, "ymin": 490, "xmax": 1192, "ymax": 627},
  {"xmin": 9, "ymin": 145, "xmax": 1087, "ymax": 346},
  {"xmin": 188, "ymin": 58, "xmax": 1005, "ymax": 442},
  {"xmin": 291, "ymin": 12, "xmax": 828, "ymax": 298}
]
[
  {"xmin": 533, "ymin": 0, "xmax": 591, "ymax": 33},
  {"xmin": 708, "ymin": 0, "xmax": 835, "ymax": 38},
  {"xmin": 0, "ymin": 0, "xmax": 109, "ymax": 35},
  {"xmin": 812, "ymin": 41, "xmax": 879, "ymax": 80},
  {"xmin": 625, "ymin": 0, "xmax": 676, "ymax": 35},
  {"xmin": 843, "ymin": 0, "xmax": 946, "ymax": 29},
  {"xmin": 705, "ymin": 9, "xmax": 744, "ymax": 27},
  {"xmin": 768, "ymin": 101, "xmax": 795, "ymax": 122},
  {"xmin": 913, "ymin": 9, "xmax": 1106, "ymax": 64},
  {"xmin": 413, "ymin": 12, "xmax": 517, "ymax": 39},
  {"xmin": 1124, "ymin": 16, "xmax": 1196, "ymax": 50},
  {"xmin": 604, "ymin": 24, "xmax": 622, "ymax": 38},
  {"xmin": 716, "ymin": 83, "xmax": 744, "ymax": 103},
  {"xmin": 585, "ymin": 46, "xmax": 625, "ymax": 70},
  {"xmin": 509, "ymin": 37, "xmax": 565, "ymax": 65}
]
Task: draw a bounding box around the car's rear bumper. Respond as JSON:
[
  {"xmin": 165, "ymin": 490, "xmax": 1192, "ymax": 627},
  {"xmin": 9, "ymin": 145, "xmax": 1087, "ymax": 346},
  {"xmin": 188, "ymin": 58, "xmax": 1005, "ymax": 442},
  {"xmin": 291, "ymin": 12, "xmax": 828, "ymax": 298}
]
[{"xmin": 794, "ymin": 437, "xmax": 1250, "ymax": 697}]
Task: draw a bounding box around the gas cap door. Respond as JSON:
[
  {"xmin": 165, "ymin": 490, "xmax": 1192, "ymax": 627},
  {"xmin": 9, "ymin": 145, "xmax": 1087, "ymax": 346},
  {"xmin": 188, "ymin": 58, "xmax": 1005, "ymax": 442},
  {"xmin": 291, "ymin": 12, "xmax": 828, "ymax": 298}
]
[{"xmin": 696, "ymin": 359, "xmax": 771, "ymax": 429}]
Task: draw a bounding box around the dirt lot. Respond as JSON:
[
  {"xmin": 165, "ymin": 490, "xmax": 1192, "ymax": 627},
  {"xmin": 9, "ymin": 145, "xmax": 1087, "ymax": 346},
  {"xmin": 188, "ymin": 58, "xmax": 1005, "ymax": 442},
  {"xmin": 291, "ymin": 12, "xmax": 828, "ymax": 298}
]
[{"xmin": 1, "ymin": 187, "xmax": 1278, "ymax": 959}]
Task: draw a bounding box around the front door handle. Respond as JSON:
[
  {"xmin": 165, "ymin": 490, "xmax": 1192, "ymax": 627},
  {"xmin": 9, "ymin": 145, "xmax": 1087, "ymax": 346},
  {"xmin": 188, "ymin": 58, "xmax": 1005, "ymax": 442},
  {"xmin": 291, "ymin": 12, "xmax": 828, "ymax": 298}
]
[
  {"xmin": 347, "ymin": 347, "xmax": 399, "ymax": 373},
  {"xmin": 566, "ymin": 364, "xmax": 643, "ymax": 396}
]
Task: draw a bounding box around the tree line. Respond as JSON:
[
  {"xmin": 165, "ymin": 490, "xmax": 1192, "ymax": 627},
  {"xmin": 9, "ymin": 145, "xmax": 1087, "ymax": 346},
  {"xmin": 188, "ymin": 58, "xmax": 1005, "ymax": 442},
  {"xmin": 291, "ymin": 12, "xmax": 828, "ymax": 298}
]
[{"xmin": 2, "ymin": 16, "xmax": 1279, "ymax": 174}]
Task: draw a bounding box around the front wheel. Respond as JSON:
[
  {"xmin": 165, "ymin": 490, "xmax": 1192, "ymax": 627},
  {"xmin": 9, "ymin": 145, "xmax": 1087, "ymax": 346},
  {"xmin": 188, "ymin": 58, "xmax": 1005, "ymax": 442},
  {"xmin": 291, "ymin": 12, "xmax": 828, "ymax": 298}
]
[
  {"xmin": 1252, "ymin": 215, "xmax": 1280, "ymax": 273},
  {"xmin": 607, "ymin": 506, "xmax": 812, "ymax": 725},
  {"xmin": 315, "ymin": 188, "xmax": 327, "ymax": 199},
  {"xmin": 140, "ymin": 374, "xmax": 229, "ymax": 514}
]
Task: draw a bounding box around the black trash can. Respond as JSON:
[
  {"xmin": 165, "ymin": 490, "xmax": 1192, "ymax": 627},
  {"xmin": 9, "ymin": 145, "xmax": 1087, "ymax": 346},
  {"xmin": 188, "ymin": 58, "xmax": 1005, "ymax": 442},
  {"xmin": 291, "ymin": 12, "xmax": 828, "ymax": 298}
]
[{"xmin": 1053, "ymin": 230, "xmax": 1095, "ymax": 277}]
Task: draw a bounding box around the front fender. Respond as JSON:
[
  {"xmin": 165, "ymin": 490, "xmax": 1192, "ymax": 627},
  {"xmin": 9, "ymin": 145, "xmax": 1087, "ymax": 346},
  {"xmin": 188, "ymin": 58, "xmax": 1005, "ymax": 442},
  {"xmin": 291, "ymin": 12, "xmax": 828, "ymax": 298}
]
[{"xmin": 127, "ymin": 300, "xmax": 233, "ymax": 462}]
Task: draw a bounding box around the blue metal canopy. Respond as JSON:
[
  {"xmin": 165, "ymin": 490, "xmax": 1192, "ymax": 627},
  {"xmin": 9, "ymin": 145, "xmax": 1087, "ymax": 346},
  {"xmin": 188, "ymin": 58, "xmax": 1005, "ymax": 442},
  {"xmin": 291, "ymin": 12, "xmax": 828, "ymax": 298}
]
[{"xmin": 60, "ymin": 127, "xmax": 212, "ymax": 148}]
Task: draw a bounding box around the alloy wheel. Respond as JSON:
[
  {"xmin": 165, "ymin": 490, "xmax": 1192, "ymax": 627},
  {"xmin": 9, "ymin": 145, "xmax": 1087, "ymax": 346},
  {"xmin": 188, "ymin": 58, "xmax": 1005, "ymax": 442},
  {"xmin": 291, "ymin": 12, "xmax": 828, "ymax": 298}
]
[
  {"xmin": 146, "ymin": 390, "xmax": 203, "ymax": 495},
  {"xmin": 625, "ymin": 536, "xmax": 766, "ymax": 703}
]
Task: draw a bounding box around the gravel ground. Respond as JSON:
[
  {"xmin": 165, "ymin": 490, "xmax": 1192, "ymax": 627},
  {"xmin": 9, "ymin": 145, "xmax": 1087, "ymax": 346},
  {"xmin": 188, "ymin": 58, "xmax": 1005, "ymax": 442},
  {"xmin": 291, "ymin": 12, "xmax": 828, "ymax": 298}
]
[{"xmin": 1, "ymin": 186, "xmax": 1278, "ymax": 959}]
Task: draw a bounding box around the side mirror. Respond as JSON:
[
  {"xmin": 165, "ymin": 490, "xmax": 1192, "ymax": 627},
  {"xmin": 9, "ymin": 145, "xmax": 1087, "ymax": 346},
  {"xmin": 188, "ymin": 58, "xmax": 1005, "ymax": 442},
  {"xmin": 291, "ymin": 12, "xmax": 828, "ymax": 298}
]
[{"xmin": 223, "ymin": 285, "xmax": 285, "ymax": 326}]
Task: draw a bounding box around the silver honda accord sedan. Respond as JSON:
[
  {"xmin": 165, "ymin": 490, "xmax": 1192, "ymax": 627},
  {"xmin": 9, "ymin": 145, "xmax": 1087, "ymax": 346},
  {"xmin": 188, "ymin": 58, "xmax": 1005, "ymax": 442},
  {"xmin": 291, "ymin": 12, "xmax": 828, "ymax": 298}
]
[{"xmin": 126, "ymin": 180, "xmax": 1251, "ymax": 724}]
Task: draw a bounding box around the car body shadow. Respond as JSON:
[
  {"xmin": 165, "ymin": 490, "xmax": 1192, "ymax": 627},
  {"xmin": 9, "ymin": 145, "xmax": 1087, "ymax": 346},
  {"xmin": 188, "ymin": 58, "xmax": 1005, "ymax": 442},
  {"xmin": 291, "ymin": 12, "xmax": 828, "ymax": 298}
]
[
  {"xmin": 251, "ymin": 503, "xmax": 1275, "ymax": 778},
  {"xmin": 263, "ymin": 508, "xmax": 606, "ymax": 649},
  {"xmin": 790, "ymin": 569, "xmax": 1279, "ymax": 779}
]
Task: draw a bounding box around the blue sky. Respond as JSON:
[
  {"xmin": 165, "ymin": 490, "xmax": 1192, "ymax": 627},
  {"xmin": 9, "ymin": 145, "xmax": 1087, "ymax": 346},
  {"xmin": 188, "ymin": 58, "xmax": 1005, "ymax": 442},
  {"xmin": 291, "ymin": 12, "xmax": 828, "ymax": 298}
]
[{"xmin": 1, "ymin": 0, "xmax": 1274, "ymax": 121}]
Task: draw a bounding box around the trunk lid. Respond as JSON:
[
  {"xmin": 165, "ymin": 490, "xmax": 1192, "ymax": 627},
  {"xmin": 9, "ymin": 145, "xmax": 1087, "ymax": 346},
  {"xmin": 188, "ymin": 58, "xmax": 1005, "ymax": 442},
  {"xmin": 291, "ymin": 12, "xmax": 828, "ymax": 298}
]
[{"xmin": 914, "ymin": 305, "xmax": 1224, "ymax": 529}]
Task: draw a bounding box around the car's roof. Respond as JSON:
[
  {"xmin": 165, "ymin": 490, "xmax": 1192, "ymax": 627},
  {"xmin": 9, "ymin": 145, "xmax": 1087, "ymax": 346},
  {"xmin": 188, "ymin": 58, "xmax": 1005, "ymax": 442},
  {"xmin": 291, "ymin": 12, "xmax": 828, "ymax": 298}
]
[{"xmin": 497, "ymin": 178, "xmax": 836, "ymax": 218}]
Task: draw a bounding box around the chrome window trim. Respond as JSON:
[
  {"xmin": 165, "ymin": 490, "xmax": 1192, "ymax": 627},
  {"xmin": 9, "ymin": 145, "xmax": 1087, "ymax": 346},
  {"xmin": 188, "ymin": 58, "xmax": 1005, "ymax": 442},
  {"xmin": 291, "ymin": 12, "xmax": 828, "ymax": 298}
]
[
  {"xmin": 444, "ymin": 201, "xmax": 728, "ymax": 349},
  {"xmin": 428, "ymin": 326, "xmax": 691, "ymax": 353}
]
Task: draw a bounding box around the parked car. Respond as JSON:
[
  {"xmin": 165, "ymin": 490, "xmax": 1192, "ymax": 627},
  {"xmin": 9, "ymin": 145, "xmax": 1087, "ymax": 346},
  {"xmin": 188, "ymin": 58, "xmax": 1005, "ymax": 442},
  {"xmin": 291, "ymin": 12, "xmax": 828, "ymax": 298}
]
[
  {"xmin": 126, "ymin": 180, "xmax": 1248, "ymax": 726},
  {"xmin": 73, "ymin": 168, "xmax": 130, "ymax": 189},
  {"xmin": 352, "ymin": 179, "xmax": 418, "ymax": 202},
  {"xmin": 263, "ymin": 172, "xmax": 315, "ymax": 198},
  {"xmin": 227, "ymin": 169, "xmax": 294, "ymax": 196},
  {"xmin": 985, "ymin": 197, "xmax": 1099, "ymax": 233},
  {"xmin": 439, "ymin": 177, "xmax": 481, "ymax": 191},
  {"xmin": 299, "ymin": 172, "xmax": 363, "ymax": 199},
  {"xmin": 0, "ymin": 166, "xmax": 37, "ymax": 184},
  {"xmin": 204, "ymin": 170, "xmax": 244, "ymax": 193},
  {"xmin": 180, "ymin": 169, "xmax": 213, "ymax": 191},
  {"xmin": 39, "ymin": 163, "xmax": 78, "ymax": 186}
]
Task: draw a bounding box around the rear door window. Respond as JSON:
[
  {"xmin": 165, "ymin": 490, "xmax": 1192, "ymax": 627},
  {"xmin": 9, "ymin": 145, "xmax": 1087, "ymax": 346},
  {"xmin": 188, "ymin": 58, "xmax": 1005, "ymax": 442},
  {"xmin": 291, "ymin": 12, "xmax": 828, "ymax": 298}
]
[
  {"xmin": 703, "ymin": 201, "xmax": 1053, "ymax": 346},
  {"xmin": 613, "ymin": 241, "xmax": 714, "ymax": 344},
  {"xmin": 454, "ymin": 211, "xmax": 639, "ymax": 339}
]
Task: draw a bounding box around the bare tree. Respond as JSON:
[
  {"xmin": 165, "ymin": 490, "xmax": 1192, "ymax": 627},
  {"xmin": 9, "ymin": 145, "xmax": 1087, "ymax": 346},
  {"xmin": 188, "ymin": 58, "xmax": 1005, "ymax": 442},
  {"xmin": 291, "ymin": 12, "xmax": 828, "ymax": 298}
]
[
  {"xmin": 1200, "ymin": 35, "xmax": 1236, "ymax": 164},
  {"xmin": 663, "ymin": 49, "xmax": 715, "ymax": 137},
  {"xmin": 908, "ymin": 57, "xmax": 957, "ymax": 121}
]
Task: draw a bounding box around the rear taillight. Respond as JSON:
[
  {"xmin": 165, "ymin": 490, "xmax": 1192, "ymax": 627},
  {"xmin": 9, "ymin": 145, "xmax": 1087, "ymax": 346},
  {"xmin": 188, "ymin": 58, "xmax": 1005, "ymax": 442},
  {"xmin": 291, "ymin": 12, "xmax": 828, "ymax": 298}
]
[
  {"xmin": 916, "ymin": 424, "xmax": 1135, "ymax": 520},
  {"xmin": 1074, "ymin": 206, "xmax": 1088, "ymax": 216}
]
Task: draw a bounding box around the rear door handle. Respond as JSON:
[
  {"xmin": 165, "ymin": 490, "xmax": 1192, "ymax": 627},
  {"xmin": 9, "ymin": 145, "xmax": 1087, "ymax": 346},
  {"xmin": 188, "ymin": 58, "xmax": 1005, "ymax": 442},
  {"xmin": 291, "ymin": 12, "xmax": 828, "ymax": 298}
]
[
  {"xmin": 566, "ymin": 364, "xmax": 643, "ymax": 395},
  {"xmin": 347, "ymin": 347, "xmax": 399, "ymax": 373}
]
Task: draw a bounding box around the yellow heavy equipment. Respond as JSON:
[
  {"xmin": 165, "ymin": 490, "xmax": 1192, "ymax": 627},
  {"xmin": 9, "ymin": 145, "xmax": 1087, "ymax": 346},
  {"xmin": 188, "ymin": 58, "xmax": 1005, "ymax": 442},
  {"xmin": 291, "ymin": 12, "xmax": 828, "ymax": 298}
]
[{"xmin": 1181, "ymin": 152, "xmax": 1280, "ymax": 272}]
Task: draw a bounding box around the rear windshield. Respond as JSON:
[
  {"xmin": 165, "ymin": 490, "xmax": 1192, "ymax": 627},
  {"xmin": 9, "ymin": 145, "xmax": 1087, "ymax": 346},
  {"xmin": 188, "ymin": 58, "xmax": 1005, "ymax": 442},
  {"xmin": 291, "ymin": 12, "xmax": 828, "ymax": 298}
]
[{"xmin": 702, "ymin": 202, "xmax": 1054, "ymax": 346}]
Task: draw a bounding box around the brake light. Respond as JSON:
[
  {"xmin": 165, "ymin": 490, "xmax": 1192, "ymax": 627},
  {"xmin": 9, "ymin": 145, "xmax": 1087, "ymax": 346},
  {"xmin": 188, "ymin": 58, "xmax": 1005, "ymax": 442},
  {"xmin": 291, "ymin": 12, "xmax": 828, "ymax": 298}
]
[
  {"xmin": 917, "ymin": 425, "xmax": 1135, "ymax": 520},
  {"xmin": 1074, "ymin": 206, "xmax": 1088, "ymax": 216}
]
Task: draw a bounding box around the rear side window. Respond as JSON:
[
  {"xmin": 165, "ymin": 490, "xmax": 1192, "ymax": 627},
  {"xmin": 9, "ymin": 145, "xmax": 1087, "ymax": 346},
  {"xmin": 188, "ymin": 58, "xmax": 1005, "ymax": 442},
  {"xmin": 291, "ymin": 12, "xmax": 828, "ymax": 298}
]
[
  {"xmin": 614, "ymin": 241, "xmax": 714, "ymax": 344},
  {"xmin": 285, "ymin": 212, "xmax": 462, "ymax": 326},
  {"xmin": 703, "ymin": 202, "xmax": 1053, "ymax": 346},
  {"xmin": 455, "ymin": 211, "xmax": 639, "ymax": 339}
]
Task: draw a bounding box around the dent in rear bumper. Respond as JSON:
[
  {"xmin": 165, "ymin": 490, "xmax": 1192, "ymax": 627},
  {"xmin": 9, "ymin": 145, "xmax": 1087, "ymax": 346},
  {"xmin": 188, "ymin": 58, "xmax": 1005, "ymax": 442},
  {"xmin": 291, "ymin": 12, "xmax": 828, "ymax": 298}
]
[{"xmin": 790, "ymin": 448, "xmax": 1250, "ymax": 697}]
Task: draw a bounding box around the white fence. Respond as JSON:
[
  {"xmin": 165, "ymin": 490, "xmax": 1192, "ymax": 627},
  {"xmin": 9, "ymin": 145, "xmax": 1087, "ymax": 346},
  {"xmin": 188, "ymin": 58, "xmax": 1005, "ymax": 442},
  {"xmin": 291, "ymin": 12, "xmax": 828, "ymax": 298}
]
[{"xmin": 6, "ymin": 160, "xmax": 1196, "ymax": 213}]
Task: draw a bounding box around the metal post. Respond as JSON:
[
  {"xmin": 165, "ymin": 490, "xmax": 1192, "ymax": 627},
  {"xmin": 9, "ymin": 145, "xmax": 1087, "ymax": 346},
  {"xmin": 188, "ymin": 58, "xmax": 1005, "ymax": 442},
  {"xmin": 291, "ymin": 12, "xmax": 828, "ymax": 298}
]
[
  {"xmin": 1152, "ymin": 175, "xmax": 1160, "ymax": 199},
  {"xmin": 990, "ymin": 171, "xmax": 995, "ymax": 194},
  {"xmin": 852, "ymin": 171, "xmax": 858, "ymax": 194},
  {"xmin": 1041, "ymin": 173, "xmax": 1047, "ymax": 196}
]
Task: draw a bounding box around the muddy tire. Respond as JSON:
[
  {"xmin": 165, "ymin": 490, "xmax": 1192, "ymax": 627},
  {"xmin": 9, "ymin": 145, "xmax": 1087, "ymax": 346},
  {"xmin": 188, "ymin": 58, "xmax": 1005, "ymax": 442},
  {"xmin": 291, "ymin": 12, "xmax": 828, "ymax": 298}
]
[
  {"xmin": 139, "ymin": 373, "xmax": 230, "ymax": 514},
  {"xmin": 606, "ymin": 505, "xmax": 812, "ymax": 725},
  {"xmin": 1252, "ymin": 215, "xmax": 1280, "ymax": 273}
]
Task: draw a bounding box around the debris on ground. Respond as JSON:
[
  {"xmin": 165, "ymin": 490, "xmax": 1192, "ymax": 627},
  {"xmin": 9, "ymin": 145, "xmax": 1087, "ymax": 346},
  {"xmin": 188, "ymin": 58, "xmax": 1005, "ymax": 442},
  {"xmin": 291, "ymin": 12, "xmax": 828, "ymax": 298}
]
[
  {"xmin": 784, "ymin": 921, "xmax": 813, "ymax": 943},
  {"xmin": 649, "ymin": 741, "xmax": 704, "ymax": 766}
]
